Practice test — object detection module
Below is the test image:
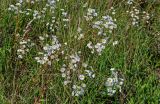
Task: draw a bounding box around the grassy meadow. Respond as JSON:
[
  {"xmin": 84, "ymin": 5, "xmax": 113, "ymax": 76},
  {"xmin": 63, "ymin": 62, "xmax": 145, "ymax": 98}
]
[{"xmin": 0, "ymin": 0, "xmax": 160, "ymax": 104}]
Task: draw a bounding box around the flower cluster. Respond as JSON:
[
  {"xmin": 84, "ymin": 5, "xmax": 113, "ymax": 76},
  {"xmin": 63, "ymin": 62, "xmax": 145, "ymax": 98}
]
[
  {"xmin": 127, "ymin": 7, "xmax": 150, "ymax": 26},
  {"xmin": 92, "ymin": 15, "xmax": 117, "ymax": 35},
  {"xmin": 60, "ymin": 64, "xmax": 71, "ymax": 85},
  {"xmin": 85, "ymin": 69, "xmax": 95, "ymax": 78},
  {"xmin": 60, "ymin": 52, "xmax": 96, "ymax": 96},
  {"xmin": 8, "ymin": 0, "xmax": 58, "ymax": 21},
  {"xmin": 35, "ymin": 35, "xmax": 61, "ymax": 65},
  {"xmin": 45, "ymin": 4, "xmax": 57, "ymax": 32},
  {"xmin": 110, "ymin": 7, "xmax": 116, "ymax": 15},
  {"xmin": 61, "ymin": 9, "xmax": 70, "ymax": 27},
  {"xmin": 105, "ymin": 68, "xmax": 124, "ymax": 96},
  {"xmin": 46, "ymin": 17, "xmax": 56, "ymax": 32},
  {"xmin": 72, "ymin": 83, "xmax": 86, "ymax": 96},
  {"xmin": 16, "ymin": 19, "xmax": 35, "ymax": 59},
  {"xmin": 84, "ymin": 10, "xmax": 117, "ymax": 55},
  {"xmin": 84, "ymin": 8, "xmax": 98, "ymax": 21},
  {"xmin": 8, "ymin": 3, "xmax": 21, "ymax": 14},
  {"xmin": 48, "ymin": 0, "xmax": 58, "ymax": 5},
  {"xmin": 59, "ymin": 52, "xmax": 81, "ymax": 85},
  {"xmin": 72, "ymin": 65, "xmax": 95, "ymax": 97},
  {"xmin": 76, "ymin": 27, "xmax": 84, "ymax": 40},
  {"xmin": 69, "ymin": 52, "xmax": 81, "ymax": 71},
  {"xmin": 17, "ymin": 37, "xmax": 34, "ymax": 59},
  {"xmin": 113, "ymin": 40, "xmax": 118, "ymax": 46},
  {"xmin": 87, "ymin": 37, "xmax": 109, "ymax": 55},
  {"xmin": 71, "ymin": 68, "xmax": 95, "ymax": 96},
  {"xmin": 127, "ymin": 7, "xmax": 140, "ymax": 26},
  {"xmin": 9, "ymin": 0, "xmax": 51, "ymax": 15},
  {"xmin": 33, "ymin": 10, "xmax": 42, "ymax": 19},
  {"xmin": 142, "ymin": 11, "xmax": 150, "ymax": 23}
]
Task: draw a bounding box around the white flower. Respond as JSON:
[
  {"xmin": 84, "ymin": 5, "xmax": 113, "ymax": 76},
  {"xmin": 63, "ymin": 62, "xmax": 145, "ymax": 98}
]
[
  {"xmin": 92, "ymin": 74, "xmax": 95, "ymax": 78},
  {"xmin": 48, "ymin": 61, "xmax": 51, "ymax": 65},
  {"xmin": 43, "ymin": 56, "xmax": 48, "ymax": 61},
  {"xmin": 119, "ymin": 78, "xmax": 124, "ymax": 85},
  {"xmin": 105, "ymin": 78, "xmax": 114, "ymax": 87},
  {"xmin": 64, "ymin": 81, "xmax": 69, "ymax": 85},
  {"xmin": 112, "ymin": 11, "xmax": 115, "ymax": 15},
  {"xmin": 82, "ymin": 63, "xmax": 88, "ymax": 68},
  {"xmin": 85, "ymin": 8, "xmax": 97, "ymax": 21},
  {"xmin": 60, "ymin": 68, "xmax": 66, "ymax": 72},
  {"xmin": 62, "ymin": 12, "xmax": 67, "ymax": 16},
  {"xmin": 81, "ymin": 83, "xmax": 86, "ymax": 88},
  {"xmin": 63, "ymin": 19, "xmax": 69, "ymax": 22},
  {"xmin": 77, "ymin": 27, "xmax": 82, "ymax": 33},
  {"xmin": 113, "ymin": 41, "xmax": 118, "ymax": 46},
  {"xmin": 87, "ymin": 41, "xmax": 93, "ymax": 49},
  {"xmin": 94, "ymin": 21, "xmax": 103, "ymax": 25},
  {"xmin": 16, "ymin": 3, "xmax": 21, "ymax": 6},
  {"xmin": 19, "ymin": 0, "xmax": 23, "ymax": 3},
  {"xmin": 72, "ymin": 85, "xmax": 85, "ymax": 96},
  {"xmin": 20, "ymin": 41, "xmax": 27, "ymax": 44},
  {"xmin": 110, "ymin": 68, "xmax": 115, "ymax": 71},
  {"xmin": 127, "ymin": 0, "xmax": 134, "ymax": 4},
  {"xmin": 83, "ymin": 2, "xmax": 88, "ymax": 7},
  {"xmin": 62, "ymin": 73, "xmax": 66, "ymax": 78},
  {"xmin": 70, "ymin": 53, "xmax": 80, "ymax": 64},
  {"xmin": 39, "ymin": 36, "xmax": 44, "ymax": 40},
  {"xmin": 72, "ymin": 85, "xmax": 77, "ymax": 89},
  {"xmin": 101, "ymin": 39, "xmax": 107, "ymax": 44},
  {"xmin": 105, "ymin": 68, "xmax": 124, "ymax": 96},
  {"xmin": 79, "ymin": 74, "xmax": 85, "ymax": 80},
  {"xmin": 35, "ymin": 57, "xmax": 40, "ymax": 60},
  {"xmin": 78, "ymin": 34, "xmax": 84, "ymax": 40},
  {"xmin": 107, "ymin": 87, "xmax": 116, "ymax": 96},
  {"xmin": 18, "ymin": 55, "xmax": 23, "ymax": 59}
]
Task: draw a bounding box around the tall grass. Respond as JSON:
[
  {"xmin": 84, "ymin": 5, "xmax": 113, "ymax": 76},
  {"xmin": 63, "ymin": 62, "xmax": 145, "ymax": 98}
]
[{"xmin": 0, "ymin": 0, "xmax": 160, "ymax": 104}]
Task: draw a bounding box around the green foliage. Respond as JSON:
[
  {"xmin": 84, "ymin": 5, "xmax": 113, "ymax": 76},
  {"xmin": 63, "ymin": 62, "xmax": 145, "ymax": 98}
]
[{"xmin": 0, "ymin": 0, "xmax": 160, "ymax": 104}]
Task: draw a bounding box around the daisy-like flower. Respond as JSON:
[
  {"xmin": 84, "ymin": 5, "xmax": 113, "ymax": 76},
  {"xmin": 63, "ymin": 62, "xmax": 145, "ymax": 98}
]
[
  {"xmin": 87, "ymin": 41, "xmax": 93, "ymax": 49},
  {"xmin": 105, "ymin": 68, "xmax": 124, "ymax": 96},
  {"xmin": 85, "ymin": 69, "xmax": 95, "ymax": 78},
  {"xmin": 105, "ymin": 78, "xmax": 114, "ymax": 87},
  {"xmin": 82, "ymin": 63, "xmax": 88, "ymax": 68},
  {"xmin": 62, "ymin": 73, "xmax": 66, "ymax": 78},
  {"xmin": 70, "ymin": 53, "xmax": 80, "ymax": 64},
  {"xmin": 64, "ymin": 81, "xmax": 69, "ymax": 85},
  {"xmin": 72, "ymin": 85, "xmax": 85, "ymax": 96},
  {"xmin": 79, "ymin": 74, "xmax": 85, "ymax": 80},
  {"xmin": 110, "ymin": 68, "xmax": 115, "ymax": 71},
  {"xmin": 107, "ymin": 87, "xmax": 116, "ymax": 96},
  {"xmin": 127, "ymin": 0, "xmax": 134, "ymax": 4},
  {"xmin": 60, "ymin": 67, "xmax": 66, "ymax": 73},
  {"xmin": 84, "ymin": 8, "xmax": 98, "ymax": 21},
  {"xmin": 113, "ymin": 41, "xmax": 118, "ymax": 46}
]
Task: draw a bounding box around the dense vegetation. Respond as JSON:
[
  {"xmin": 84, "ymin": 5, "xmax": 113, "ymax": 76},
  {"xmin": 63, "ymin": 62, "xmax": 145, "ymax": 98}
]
[{"xmin": 0, "ymin": 0, "xmax": 160, "ymax": 103}]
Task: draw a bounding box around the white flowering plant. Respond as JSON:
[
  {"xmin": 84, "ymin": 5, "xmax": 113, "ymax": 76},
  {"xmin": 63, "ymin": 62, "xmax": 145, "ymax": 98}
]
[{"xmin": 0, "ymin": 0, "xmax": 159, "ymax": 104}]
